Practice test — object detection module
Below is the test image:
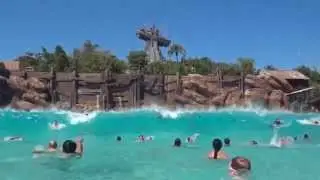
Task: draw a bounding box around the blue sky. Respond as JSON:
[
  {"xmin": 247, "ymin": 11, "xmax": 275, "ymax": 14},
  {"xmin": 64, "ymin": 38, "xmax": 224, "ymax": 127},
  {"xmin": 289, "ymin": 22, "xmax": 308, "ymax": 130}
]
[{"xmin": 0, "ymin": 0, "xmax": 320, "ymax": 69}]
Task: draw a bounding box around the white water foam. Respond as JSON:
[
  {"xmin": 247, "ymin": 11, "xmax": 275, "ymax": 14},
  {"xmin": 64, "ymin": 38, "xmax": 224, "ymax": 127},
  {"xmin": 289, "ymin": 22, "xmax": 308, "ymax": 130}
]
[
  {"xmin": 296, "ymin": 118, "xmax": 320, "ymax": 126},
  {"xmin": 66, "ymin": 111, "xmax": 99, "ymax": 125}
]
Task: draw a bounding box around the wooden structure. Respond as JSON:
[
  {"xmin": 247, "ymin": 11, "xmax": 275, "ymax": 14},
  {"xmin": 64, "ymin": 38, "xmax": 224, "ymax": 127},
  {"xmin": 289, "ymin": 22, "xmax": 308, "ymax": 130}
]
[
  {"xmin": 11, "ymin": 70, "xmax": 148, "ymax": 110},
  {"xmin": 260, "ymin": 70, "xmax": 310, "ymax": 91},
  {"xmin": 136, "ymin": 25, "xmax": 171, "ymax": 62}
]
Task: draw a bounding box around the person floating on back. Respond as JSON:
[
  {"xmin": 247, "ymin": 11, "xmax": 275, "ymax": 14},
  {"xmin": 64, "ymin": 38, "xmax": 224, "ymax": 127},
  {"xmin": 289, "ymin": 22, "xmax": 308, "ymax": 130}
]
[
  {"xmin": 228, "ymin": 156, "xmax": 251, "ymax": 179},
  {"xmin": 208, "ymin": 138, "xmax": 228, "ymax": 160}
]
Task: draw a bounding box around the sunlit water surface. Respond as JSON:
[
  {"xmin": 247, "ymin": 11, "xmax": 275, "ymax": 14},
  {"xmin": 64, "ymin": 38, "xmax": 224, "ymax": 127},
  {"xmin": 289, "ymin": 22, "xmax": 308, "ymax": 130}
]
[{"xmin": 0, "ymin": 107, "xmax": 319, "ymax": 180}]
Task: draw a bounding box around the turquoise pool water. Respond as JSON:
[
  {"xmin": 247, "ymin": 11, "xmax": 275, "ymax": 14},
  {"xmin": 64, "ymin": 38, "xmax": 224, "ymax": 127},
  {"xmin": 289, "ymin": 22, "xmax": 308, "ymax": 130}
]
[{"xmin": 0, "ymin": 107, "xmax": 319, "ymax": 180}]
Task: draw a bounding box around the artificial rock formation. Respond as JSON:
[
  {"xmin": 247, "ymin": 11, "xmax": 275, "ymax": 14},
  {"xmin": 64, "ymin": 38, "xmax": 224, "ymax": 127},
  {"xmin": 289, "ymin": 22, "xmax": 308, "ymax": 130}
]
[
  {"xmin": 0, "ymin": 68, "xmax": 50, "ymax": 110},
  {"xmin": 174, "ymin": 74, "xmax": 291, "ymax": 109}
]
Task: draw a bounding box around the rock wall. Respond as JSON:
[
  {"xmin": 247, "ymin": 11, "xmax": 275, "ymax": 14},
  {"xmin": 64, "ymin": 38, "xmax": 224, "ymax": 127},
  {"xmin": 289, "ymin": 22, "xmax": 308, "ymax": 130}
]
[
  {"xmin": 173, "ymin": 74, "xmax": 290, "ymax": 109},
  {"xmin": 0, "ymin": 68, "xmax": 50, "ymax": 110}
]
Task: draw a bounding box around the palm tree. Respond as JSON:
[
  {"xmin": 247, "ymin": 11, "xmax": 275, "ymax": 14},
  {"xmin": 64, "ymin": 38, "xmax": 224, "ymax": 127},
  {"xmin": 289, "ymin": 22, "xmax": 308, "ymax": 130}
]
[
  {"xmin": 168, "ymin": 43, "xmax": 186, "ymax": 94},
  {"xmin": 168, "ymin": 43, "xmax": 186, "ymax": 65}
]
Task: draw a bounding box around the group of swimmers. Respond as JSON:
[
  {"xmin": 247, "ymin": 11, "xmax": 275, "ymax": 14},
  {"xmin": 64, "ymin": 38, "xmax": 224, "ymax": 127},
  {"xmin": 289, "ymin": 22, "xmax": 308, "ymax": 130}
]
[
  {"xmin": 32, "ymin": 137, "xmax": 84, "ymax": 158},
  {"xmin": 116, "ymin": 134, "xmax": 250, "ymax": 179}
]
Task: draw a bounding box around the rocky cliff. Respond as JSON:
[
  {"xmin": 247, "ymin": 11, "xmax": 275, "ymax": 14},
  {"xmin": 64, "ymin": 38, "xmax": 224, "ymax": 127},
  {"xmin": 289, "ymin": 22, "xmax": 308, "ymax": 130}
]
[
  {"xmin": 0, "ymin": 68, "xmax": 50, "ymax": 110},
  {"xmin": 174, "ymin": 73, "xmax": 290, "ymax": 109}
]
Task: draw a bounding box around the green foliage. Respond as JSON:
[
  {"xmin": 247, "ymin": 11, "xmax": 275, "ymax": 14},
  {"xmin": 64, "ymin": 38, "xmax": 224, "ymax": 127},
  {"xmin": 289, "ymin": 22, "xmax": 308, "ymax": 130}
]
[
  {"xmin": 15, "ymin": 52, "xmax": 41, "ymax": 70},
  {"xmin": 168, "ymin": 43, "xmax": 186, "ymax": 63},
  {"xmin": 218, "ymin": 62, "xmax": 241, "ymax": 76},
  {"xmin": 295, "ymin": 65, "xmax": 320, "ymax": 83},
  {"xmin": 9, "ymin": 40, "xmax": 320, "ymax": 86},
  {"xmin": 127, "ymin": 50, "xmax": 148, "ymax": 71},
  {"xmin": 264, "ymin": 65, "xmax": 277, "ymax": 70},
  {"xmin": 54, "ymin": 45, "xmax": 70, "ymax": 71},
  {"xmin": 183, "ymin": 57, "xmax": 214, "ymax": 75},
  {"xmin": 237, "ymin": 57, "xmax": 255, "ymax": 74}
]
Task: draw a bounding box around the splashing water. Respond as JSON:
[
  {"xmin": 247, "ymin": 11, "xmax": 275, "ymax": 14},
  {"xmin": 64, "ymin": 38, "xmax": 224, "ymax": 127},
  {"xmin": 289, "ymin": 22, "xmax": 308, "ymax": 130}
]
[{"xmin": 0, "ymin": 106, "xmax": 320, "ymax": 180}]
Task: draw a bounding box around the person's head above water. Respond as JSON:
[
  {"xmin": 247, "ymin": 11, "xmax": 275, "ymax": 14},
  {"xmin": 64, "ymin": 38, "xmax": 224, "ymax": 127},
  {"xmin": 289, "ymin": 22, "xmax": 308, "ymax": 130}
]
[
  {"xmin": 224, "ymin": 138, "xmax": 231, "ymax": 146},
  {"xmin": 116, "ymin": 136, "xmax": 122, "ymax": 142},
  {"xmin": 187, "ymin": 137, "xmax": 191, "ymax": 142},
  {"xmin": 274, "ymin": 118, "xmax": 281, "ymax": 125},
  {"xmin": 62, "ymin": 140, "xmax": 77, "ymax": 154},
  {"xmin": 229, "ymin": 156, "xmax": 251, "ymax": 177},
  {"xmin": 174, "ymin": 138, "xmax": 182, "ymax": 147},
  {"xmin": 212, "ymin": 138, "xmax": 223, "ymax": 159},
  {"xmin": 48, "ymin": 140, "xmax": 57, "ymax": 149},
  {"xmin": 303, "ymin": 133, "xmax": 309, "ymax": 139}
]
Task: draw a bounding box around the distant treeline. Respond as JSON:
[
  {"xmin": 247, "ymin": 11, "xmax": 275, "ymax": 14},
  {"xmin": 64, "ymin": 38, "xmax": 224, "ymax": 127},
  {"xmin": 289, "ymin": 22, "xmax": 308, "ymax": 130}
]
[{"xmin": 0, "ymin": 40, "xmax": 319, "ymax": 84}]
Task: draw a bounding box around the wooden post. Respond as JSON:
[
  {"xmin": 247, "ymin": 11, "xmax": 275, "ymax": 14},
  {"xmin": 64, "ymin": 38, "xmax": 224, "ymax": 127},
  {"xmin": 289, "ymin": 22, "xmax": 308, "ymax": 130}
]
[
  {"xmin": 240, "ymin": 71, "xmax": 245, "ymax": 97},
  {"xmin": 176, "ymin": 71, "xmax": 180, "ymax": 94},
  {"xmin": 217, "ymin": 67, "xmax": 223, "ymax": 89},
  {"xmin": 96, "ymin": 94, "xmax": 100, "ymax": 110},
  {"xmin": 159, "ymin": 73, "xmax": 165, "ymax": 100},
  {"xmin": 132, "ymin": 77, "xmax": 137, "ymax": 107},
  {"xmin": 22, "ymin": 71, "xmax": 28, "ymax": 80},
  {"xmin": 50, "ymin": 67, "xmax": 57, "ymax": 104},
  {"xmin": 105, "ymin": 70, "xmax": 111, "ymax": 110},
  {"xmin": 136, "ymin": 74, "xmax": 141, "ymax": 107},
  {"xmin": 71, "ymin": 70, "xmax": 78, "ymax": 108},
  {"xmin": 100, "ymin": 70, "xmax": 106, "ymax": 110}
]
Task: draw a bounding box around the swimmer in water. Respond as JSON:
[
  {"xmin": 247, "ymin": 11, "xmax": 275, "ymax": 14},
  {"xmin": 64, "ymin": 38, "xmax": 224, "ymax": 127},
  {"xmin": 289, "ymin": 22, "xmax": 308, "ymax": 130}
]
[
  {"xmin": 116, "ymin": 136, "xmax": 122, "ymax": 142},
  {"xmin": 224, "ymin": 138, "xmax": 231, "ymax": 146},
  {"xmin": 53, "ymin": 120, "xmax": 59, "ymax": 128},
  {"xmin": 32, "ymin": 140, "xmax": 58, "ymax": 154},
  {"xmin": 272, "ymin": 118, "xmax": 283, "ymax": 127},
  {"xmin": 303, "ymin": 133, "xmax": 310, "ymax": 140},
  {"xmin": 228, "ymin": 156, "xmax": 251, "ymax": 178},
  {"xmin": 208, "ymin": 138, "xmax": 228, "ymax": 160},
  {"xmin": 137, "ymin": 135, "xmax": 145, "ymax": 142},
  {"xmin": 173, "ymin": 138, "xmax": 182, "ymax": 147},
  {"xmin": 4, "ymin": 136, "xmax": 23, "ymax": 142},
  {"xmin": 186, "ymin": 133, "xmax": 200, "ymax": 144},
  {"xmin": 249, "ymin": 140, "xmax": 258, "ymax": 145},
  {"xmin": 137, "ymin": 135, "xmax": 153, "ymax": 142},
  {"xmin": 61, "ymin": 137, "xmax": 84, "ymax": 158}
]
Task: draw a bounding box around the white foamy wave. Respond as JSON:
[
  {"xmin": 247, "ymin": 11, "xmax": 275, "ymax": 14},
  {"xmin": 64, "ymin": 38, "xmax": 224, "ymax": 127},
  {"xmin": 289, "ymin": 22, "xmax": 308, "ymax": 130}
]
[
  {"xmin": 296, "ymin": 118, "xmax": 320, "ymax": 126},
  {"xmin": 49, "ymin": 122, "xmax": 67, "ymax": 130},
  {"xmin": 66, "ymin": 111, "xmax": 99, "ymax": 124}
]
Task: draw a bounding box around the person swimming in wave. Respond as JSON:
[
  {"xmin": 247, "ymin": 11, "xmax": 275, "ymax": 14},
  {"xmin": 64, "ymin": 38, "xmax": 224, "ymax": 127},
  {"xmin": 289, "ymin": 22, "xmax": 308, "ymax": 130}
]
[
  {"xmin": 53, "ymin": 120, "xmax": 59, "ymax": 128},
  {"xmin": 208, "ymin": 138, "xmax": 228, "ymax": 160},
  {"xmin": 228, "ymin": 156, "xmax": 251, "ymax": 179},
  {"xmin": 224, "ymin": 138, "xmax": 231, "ymax": 146},
  {"xmin": 249, "ymin": 140, "xmax": 258, "ymax": 145},
  {"xmin": 61, "ymin": 137, "xmax": 84, "ymax": 158},
  {"xmin": 303, "ymin": 133, "xmax": 310, "ymax": 140},
  {"xmin": 116, "ymin": 136, "xmax": 122, "ymax": 142},
  {"xmin": 186, "ymin": 133, "xmax": 200, "ymax": 144},
  {"xmin": 173, "ymin": 138, "xmax": 182, "ymax": 147},
  {"xmin": 4, "ymin": 136, "xmax": 23, "ymax": 142},
  {"xmin": 136, "ymin": 135, "xmax": 153, "ymax": 143},
  {"xmin": 278, "ymin": 136, "xmax": 294, "ymax": 147},
  {"xmin": 32, "ymin": 140, "xmax": 58, "ymax": 154},
  {"xmin": 271, "ymin": 118, "xmax": 283, "ymax": 128}
]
